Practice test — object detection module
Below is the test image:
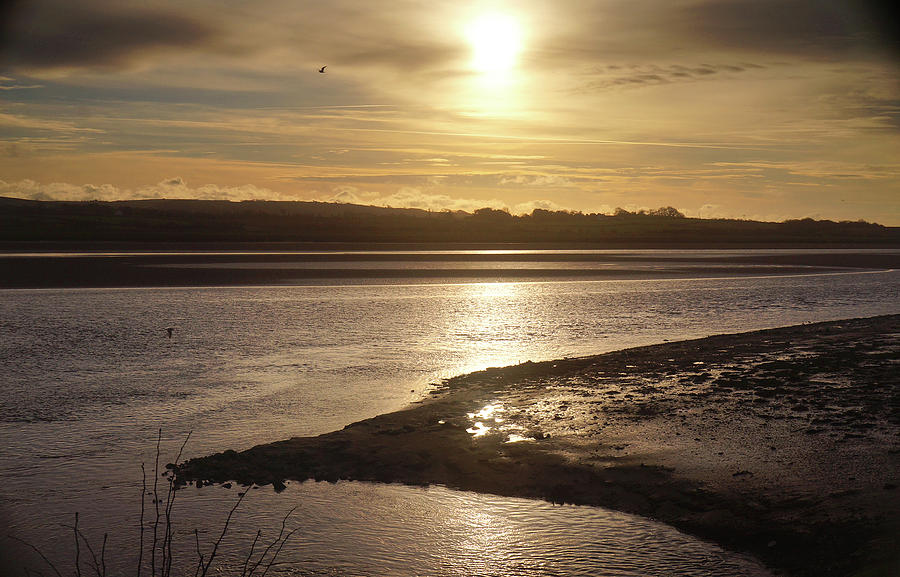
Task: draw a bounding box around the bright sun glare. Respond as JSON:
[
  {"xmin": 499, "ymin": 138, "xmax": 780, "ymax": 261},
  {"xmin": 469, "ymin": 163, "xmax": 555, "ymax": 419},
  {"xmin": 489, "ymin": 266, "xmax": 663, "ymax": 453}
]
[{"xmin": 465, "ymin": 13, "xmax": 523, "ymax": 74}]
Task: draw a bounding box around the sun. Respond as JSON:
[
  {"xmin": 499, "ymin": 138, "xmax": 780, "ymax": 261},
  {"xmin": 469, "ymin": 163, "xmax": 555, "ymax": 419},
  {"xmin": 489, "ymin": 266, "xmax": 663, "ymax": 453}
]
[{"xmin": 465, "ymin": 13, "xmax": 523, "ymax": 74}]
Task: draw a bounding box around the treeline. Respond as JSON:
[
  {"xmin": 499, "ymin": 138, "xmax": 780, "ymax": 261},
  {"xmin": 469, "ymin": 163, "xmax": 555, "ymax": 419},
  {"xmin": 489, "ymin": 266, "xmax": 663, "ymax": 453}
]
[{"xmin": 1, "ymin": 197, "xmax": 897, "ymax": 246}]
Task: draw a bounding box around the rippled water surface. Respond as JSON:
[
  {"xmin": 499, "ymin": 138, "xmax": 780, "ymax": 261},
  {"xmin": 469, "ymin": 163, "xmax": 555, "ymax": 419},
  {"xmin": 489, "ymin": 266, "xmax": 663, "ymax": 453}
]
[
  {"xmin": 183, "ymin": 481, "xmax": 772, "ymax": 577},
  {"xmin": 1, "ymin": 249, "xmax": 897, "ymax": 575}
]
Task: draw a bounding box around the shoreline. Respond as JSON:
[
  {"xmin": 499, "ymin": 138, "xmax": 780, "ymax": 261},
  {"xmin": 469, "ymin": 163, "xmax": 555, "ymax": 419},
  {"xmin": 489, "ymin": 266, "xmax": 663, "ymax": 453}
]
[
  {"xmin": 178, "ymin": 315, "xmax": 900, "ymax": 577},
  {"xmin": 3, "ymin": 240, "xmax": 900, "ymax": 252}
]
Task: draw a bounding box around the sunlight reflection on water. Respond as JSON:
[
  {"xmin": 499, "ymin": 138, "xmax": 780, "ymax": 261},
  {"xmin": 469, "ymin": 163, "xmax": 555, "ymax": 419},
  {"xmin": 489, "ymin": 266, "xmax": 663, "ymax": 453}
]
[
  {"xmin": 1, "ymin": 261, "xmax": 897, "ymax": 575},
  {"xmin": 118, "ymin": 481, "xmax": 773, "ymax": 577}
]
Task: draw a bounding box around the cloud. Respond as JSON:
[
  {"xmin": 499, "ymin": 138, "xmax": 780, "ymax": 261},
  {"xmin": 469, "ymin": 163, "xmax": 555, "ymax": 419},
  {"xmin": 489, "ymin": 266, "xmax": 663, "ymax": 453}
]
[
  {"xmin": 0, "ymin": 178, "xmax": 118, "ymax": 201},
  {"xmin": 709, "ymin": 160, "xmax": 900, "ymax": 181},
  {"xmin": 1, "ymin": 1, "xmax": 219, "ymax": 72},
  {"xmin": 577, "ymin": 62, "xmax": 765, "ymax": 93},
  {"xmin": 0, "ymin": 177, "xmax": 593, "ymax": 217},
  {"xmin": 675, "ymin": 0, "xmax": 895, "ymax": 59},
  {"xmin": 321, "ymin": 185, "xmax": 575, "ymax": 215},
  {"xmin": 274, "ymin": 1, "xmax": 469, "ymax": 75},
  {"xmin": 510, "ymin": 199, "xmax": 572, "ymax": 214},
  {"xmin": 160, "ymin": 177, "xmax": 187, "ymax": 188},
  {"xmin": 693, "ymin": 203, "xmax": 730, "ymax": 219},
  {"xmin": 0, "ymin": 176, "xmax": 568, "ymax": 216},
  {"xmin": 3, "ymin": 0, "xmax": 893, "ymax": 84},
  {"xmin": 819, "ymin": 83, "xmax": 900, "ymax": 130},
  {"xmin": 530, "ymin": 0, "xmax": 898, "ymax": 75},
  {"xmin": 0, "ymin": 112, "xmax": 104, "ymax": 133},
  {"xmin": 327, "ymin": 185, "xmax": 381, "ymax": 205},
  {"xmin": 0, "ymin": 75, "xmax": 41, "ymax": 90},
  {"xmin": 335, "ymin": 42, "xmax": 464, "ymax": 75},
  {"xmin": 0, "ymin": 177, "xmax": 287, "ymax": 202},
  {"xmin": 324, "ymin": 186, "xmax": 506, "ymax": 213},
  {"xmin": 500, "ymin": 174, "xmax": 575, "ymax": 187}
]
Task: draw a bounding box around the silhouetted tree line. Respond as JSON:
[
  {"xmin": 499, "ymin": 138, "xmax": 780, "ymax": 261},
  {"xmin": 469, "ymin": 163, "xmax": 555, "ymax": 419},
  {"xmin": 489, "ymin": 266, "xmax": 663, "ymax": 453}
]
[{"xmin": 0, "ymin": 197, "xmax": 896, "ymax": 246}]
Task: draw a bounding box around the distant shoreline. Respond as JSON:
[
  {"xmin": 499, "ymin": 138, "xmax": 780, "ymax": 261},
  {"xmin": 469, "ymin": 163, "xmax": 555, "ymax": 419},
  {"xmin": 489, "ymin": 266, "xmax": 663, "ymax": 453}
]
[
  {"xmin": 3, "ymin": 197, "xmax": 898, "ymax": 245},
  {"xmin": 178, "ymin": 315, "xmax": 900, "ymax": 577},
  {"xmin": 3, "ymin": 240, "xmax": 900, "ymax": 252}
]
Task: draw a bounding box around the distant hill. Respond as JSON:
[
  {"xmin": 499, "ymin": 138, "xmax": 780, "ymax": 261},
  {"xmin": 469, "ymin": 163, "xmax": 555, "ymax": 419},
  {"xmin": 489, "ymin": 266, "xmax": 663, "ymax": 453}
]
[{"xmin": 1, "ymin": 197, "xmax": 897, "ymax": 246}]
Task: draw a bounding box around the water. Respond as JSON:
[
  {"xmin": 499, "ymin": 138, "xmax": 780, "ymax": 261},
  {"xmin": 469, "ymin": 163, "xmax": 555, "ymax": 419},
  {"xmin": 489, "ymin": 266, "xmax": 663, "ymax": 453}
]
[{"xmin": 1, "ymin": 249, "xmax": 897, "ymax": 575}]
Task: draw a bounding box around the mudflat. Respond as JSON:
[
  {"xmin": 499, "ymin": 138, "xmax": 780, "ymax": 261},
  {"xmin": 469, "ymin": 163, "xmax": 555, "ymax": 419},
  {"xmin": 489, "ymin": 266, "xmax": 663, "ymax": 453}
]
[{"xmin": 178, "ymin": 315, "xmax": 900, "ymax": 577}]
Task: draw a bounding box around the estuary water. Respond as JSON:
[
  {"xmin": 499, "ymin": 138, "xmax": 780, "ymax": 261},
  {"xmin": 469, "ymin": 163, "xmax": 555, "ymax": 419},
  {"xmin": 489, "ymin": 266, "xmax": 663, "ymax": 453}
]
[{"xmin": 0, "ymin": 249, "xmax": 897, "ymax": 575}]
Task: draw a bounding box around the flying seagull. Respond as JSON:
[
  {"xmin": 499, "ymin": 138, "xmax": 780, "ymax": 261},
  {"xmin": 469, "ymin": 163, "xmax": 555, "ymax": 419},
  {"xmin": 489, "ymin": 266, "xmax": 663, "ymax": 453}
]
[{"xmin": 319, "ymin": 65, "xmax": 327, "ymax": 73}]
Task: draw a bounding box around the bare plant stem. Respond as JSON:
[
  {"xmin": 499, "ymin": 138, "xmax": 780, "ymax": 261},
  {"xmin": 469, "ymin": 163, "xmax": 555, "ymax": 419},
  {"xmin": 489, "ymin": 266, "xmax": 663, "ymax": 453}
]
[
  {"xmin": 74, "ymin": 513, "xmax": 82, "ymax": 577},
  {"xmin": 247, "ymin": 506, "xmax": 297, "ymax": 577},
  {"xmin": 164, "ymin": 484, "xmax": 174, "ymax": 577},
  {"xmin": 199, "ymin": 489, "xmax": 248, "ymax": 577},
  {"xmin": 68, "ymin": 525, "xmax": 102, "ymax": 577},
  {"xmin": 101, "ymin": 534, "xmax": 108, "ymax": 577},
  {"xmin": 7, "ymin": 535, "xmax": 64, "ymax": 577},
  {"xmin": 193, "ymin": 529, "xmax": 204, "ymax": 577},
  {"xmin": 161, "ymin": 431, "xmax": 192, "ymax": 577},
  {"xmin": 14, "ymin": 431, "xmax": 304, "ymax": 577},
  {"xmin": 240, "ymin": 530, "xmax": 262, "ymax": 577},
  {"xmin": 172, "ymin": 431, "xmax": 192, "ymax": 468},
  {"xmin": 151, "ymin": 428, "xmax": 161, "ymax": 577},
  {"xmin": 138, "ymin": 463, "xmax": 146, "ymax": 577},
  {"xmin": 259, "ymin": 526, "xmax": 299, "ymax": 577},
  {"xmin": 161, "ymin": 483, "xmax": 170, "ymax": 572}
]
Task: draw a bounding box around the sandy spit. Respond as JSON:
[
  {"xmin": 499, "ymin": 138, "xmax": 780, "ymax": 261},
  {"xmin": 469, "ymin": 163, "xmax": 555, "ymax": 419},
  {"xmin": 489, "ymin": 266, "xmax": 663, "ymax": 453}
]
[{"xmin": 178, "ymin": 315, "xmax": 900, "ymax": 577}]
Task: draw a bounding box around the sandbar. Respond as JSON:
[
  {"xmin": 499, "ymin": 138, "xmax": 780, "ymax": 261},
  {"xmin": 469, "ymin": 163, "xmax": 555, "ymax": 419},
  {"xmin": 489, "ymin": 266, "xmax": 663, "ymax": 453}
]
[{"xmin": 178, "ymin": 315, "xmax": 900, "ymax": 576}]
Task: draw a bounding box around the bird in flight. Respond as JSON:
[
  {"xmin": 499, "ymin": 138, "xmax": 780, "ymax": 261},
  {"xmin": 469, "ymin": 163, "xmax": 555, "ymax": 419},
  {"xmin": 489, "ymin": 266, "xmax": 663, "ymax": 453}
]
[{"xmin": 319, "ymin": 66, "xmax": 327, "ymax": 73}]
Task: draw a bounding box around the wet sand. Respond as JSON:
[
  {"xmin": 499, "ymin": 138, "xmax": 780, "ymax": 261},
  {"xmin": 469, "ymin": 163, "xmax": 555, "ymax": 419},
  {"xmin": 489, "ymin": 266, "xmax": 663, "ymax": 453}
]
[{"xmin": 177, "ymin": 315, "xmax": 900, "ymax": 577}]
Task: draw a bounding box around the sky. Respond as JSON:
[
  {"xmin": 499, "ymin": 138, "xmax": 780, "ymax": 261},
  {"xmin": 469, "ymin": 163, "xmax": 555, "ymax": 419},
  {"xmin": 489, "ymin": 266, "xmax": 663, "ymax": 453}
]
[{"xmin": 1, "ymin": 0, "xmax": 898, "ymax": 224}]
